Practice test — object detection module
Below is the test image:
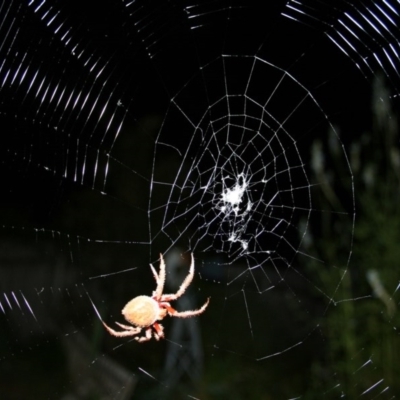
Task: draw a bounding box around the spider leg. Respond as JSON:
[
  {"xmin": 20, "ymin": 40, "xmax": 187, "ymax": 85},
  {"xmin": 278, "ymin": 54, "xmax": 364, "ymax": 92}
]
[
  {"xmin": 153, "ymin": 322, "xmax": 164, "ymax": 339},
  {"xmin": 149, "ymin": 263, "xmax": 159, "ymax": 284},
  {"xmin": 160, "ymin": 253, "xmax": 195, "ymax": 301},
  {"xmin": 115, "ymin": 322, "xmax": 139, "ymax": 330},
  {"xmin": 135, "ymin": 327, "xmax": 153, "ymax": 342},
  {"xmin": 102, "ymin": 321, "xmax": 142, "ymax": 337},
  {"xmin": 163, "ymin": 297, "xmax": 210, "ymax": 318},
  {"xmin": 152, "ymin": 253, "xmax": 166, "ymax": 300}
]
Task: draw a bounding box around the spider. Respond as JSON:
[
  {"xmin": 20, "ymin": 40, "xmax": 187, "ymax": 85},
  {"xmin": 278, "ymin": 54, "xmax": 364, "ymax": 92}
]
[{"xmin": 102, "ymin": 253, "xmax": 210, "ymax": 342}]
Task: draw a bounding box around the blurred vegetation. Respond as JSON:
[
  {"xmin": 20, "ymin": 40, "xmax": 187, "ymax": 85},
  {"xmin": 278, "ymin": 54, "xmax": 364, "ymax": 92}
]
[{"xmin": 304, "ymin": 74, "xmax": 400, "ymax": 398}]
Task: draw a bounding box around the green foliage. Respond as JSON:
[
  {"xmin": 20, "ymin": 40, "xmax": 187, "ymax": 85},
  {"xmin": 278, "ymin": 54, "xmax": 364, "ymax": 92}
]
[{"xmin": 305, "ymin": 74, "xmax": 400, "ymax": 398}]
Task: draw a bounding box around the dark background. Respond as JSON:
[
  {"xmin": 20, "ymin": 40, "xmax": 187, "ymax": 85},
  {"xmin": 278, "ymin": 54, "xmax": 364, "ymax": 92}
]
[{"xmin": 0, "ymin": 1, "xmax": 399, "ymax": 399}]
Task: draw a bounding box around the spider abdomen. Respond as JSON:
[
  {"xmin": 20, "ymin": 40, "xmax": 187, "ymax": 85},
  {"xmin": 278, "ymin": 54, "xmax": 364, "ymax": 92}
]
[{"xmin": 122, "ymin": 295, "xmax": 159, "ymax": 327}]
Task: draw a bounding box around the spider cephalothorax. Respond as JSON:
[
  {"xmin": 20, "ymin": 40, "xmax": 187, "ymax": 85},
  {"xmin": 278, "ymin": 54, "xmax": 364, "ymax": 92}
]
[{"xmin": 102, "ymin": 253, "xmax": 210, "ymax": 342}]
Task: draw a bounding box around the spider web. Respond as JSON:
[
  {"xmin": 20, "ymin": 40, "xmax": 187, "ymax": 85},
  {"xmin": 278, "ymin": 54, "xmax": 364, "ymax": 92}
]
[{"xmin": 0, "ymin": 0, "xmax": 399, "ymax": 399}]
